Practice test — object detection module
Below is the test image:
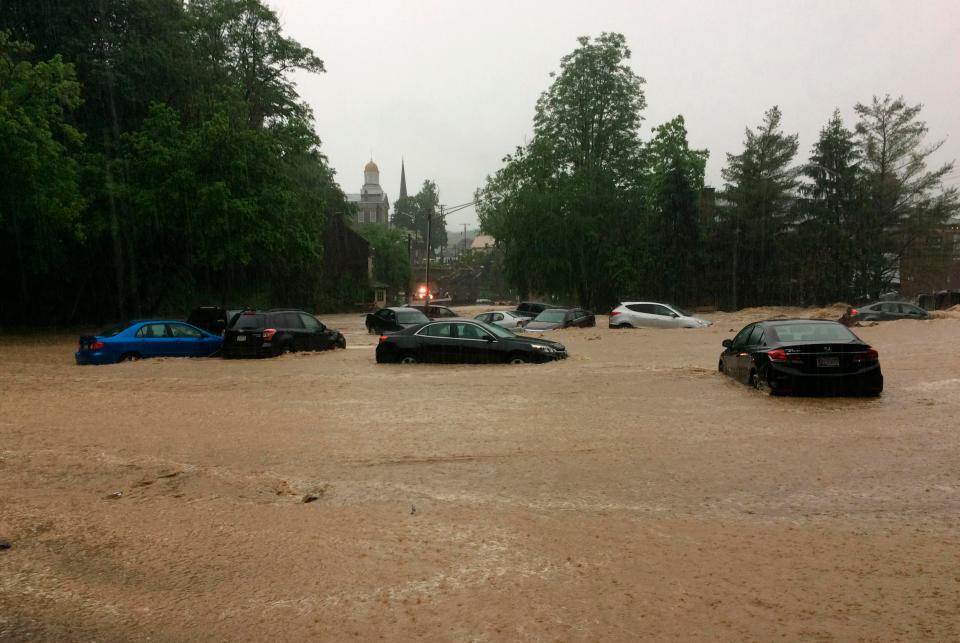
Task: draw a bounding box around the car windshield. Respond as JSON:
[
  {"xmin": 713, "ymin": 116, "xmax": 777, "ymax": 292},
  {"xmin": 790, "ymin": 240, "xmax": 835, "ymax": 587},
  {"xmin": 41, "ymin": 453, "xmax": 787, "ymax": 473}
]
[
  {"xmin": 534, "ymin": 310, "xmax": 567, "ymax": 322},
  {"xmin": 398, "ymin": 311, "xmax": 430, "ymax": 324},
  {"xmin": 472, "ymin": 319, "xmax": 517, "ymax": 339},
  {"xmin": 772, "ymin": 323, "xmax": 857, "ymax": 342},
  {"xmin": 99, "ymin": 322, "xmax": 131, "ymax": 337}
]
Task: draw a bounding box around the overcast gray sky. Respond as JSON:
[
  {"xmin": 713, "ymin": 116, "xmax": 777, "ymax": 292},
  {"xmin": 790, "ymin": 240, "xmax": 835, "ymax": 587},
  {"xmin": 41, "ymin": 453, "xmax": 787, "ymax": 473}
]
[{"xmin": 269, "ymin": 0, "xmax": 960, "ymax": 230}]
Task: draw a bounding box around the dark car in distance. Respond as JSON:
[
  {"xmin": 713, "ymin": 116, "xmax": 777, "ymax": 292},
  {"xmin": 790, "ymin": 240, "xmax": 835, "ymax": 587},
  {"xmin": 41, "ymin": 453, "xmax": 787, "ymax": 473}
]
[
  {"xmin": 524, "ymin": 308, "xmax": 596, "ymax": 331},
  {"xmin": 406, "ymin": 304, "xmax": 458, "ymax": 319},
  {"xmin": 841, "ymin": 301, "xmax": 930, "ymax": 325},
  {"xmin": 376, "ymin": 319, "xmax": 568, "ymax": 364},
  {"xmin": 365, "ymin": 307, "xmax": 431, "ymax": 333},
  {"xmin": 719, "ymin": 319, "xmax": 882, "ymax": 396},
  {"xmin": 511, "ymin": 301, "xmax": 563, "ymax": 320},
  {"xmin": 222, "ymin": 309, "xmax": 345, "ymax": 358}
]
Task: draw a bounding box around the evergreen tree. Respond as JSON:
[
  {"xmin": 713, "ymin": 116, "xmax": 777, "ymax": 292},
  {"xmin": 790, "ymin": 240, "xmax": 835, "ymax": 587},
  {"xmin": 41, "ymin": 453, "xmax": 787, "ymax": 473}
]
[
  {"xmin": 853, "ymin": 95, "xmax": 958, "ymax": 298},
  {"xmin": 642, "ymin": 116, "xmax": 708, "ymax": 304},
  {"xmin": 721, "ymin": 106, "xmax": 799, "ymax": 308},
  {"xmin": 797, "ymin": 110, "xmax": 860, "ymax": 305}
]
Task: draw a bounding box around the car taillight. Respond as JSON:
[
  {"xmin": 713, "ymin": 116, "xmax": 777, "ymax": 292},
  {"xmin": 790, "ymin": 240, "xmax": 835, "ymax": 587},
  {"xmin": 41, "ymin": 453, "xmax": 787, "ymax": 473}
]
[
  {"xmin": 378, "ymin": 335, "xmax": 389, "ymax": 343},
  {"xmin": 853, "ymin": 347, "xmax": 879, "ymax": 363},
  {"xmin": 849, "ymin": 308, "xmax": 859, "ymax": 316},
  {"xmin": 767, "ymin": 348, "xmax": 788, "ymax": 362},
  {"xmin": 609, "ymin": 310, "xmax": 621, "ymax": 316},
  {"xmin": 262, "ymin": 328, "xmax": 277, "ymax": 341},
  {"xmin": 90, "ymin": 340, "xmax": 105, "ymax": 350}
]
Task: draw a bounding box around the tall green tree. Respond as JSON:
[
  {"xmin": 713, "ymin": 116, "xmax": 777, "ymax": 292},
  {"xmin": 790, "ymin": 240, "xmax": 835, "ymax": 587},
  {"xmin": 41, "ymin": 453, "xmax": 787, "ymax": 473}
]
[
  {"xmin": 797, "ymin": 109, "xmax": 860, "ymax": 304},
  {"xmin": 642, "ymin": 116, "xmax": 708, "ymax": 304},
  {"xmin": 0, "ymin": 32, "xmax": 85, "ymax": 321},
  {"xmin": 852, "ymin": 95, "xmax": 958, "ymax": 298},
  {"xmin": 358, "ymin": 224, "xmax": 411, "ymax": 292},
  {"xmin": 478, "ymin": 33, "xmax": 647, "ymax": 308},
  {"xmin": 721, "ymin": 106, "xmax": 799, "ymax": 308}
]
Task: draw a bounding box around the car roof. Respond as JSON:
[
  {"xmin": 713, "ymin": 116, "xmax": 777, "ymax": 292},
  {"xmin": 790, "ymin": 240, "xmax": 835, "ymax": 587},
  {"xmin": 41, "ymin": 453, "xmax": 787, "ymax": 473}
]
[
  {"xmin": 387, "ymin": 307, "xmax": 423, "ymax": 312},
  {"xmin": 757, "ymin": 318, "xmax": 844, "ymax": 326}
]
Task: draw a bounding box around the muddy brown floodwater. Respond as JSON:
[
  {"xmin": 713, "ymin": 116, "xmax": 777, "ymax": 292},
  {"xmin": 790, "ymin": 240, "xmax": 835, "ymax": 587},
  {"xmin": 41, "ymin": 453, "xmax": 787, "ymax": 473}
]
[{"xmin": 1, "ymin": 306, "xmax": 959, "ymax": 641}]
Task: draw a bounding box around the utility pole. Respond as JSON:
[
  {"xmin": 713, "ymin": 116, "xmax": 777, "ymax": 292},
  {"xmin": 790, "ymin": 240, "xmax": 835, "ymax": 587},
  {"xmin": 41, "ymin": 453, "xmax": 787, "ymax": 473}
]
[
  {"xmin": 424, "ymin": 206, "xmax": 432, "ymax": 298},
  {"xmin": 462, "ymin": 223, "xmax": 468, "ymax": 260},
  {"xmin": 407, "ymin": 233, "xmax": 413, "ymax": 303}
]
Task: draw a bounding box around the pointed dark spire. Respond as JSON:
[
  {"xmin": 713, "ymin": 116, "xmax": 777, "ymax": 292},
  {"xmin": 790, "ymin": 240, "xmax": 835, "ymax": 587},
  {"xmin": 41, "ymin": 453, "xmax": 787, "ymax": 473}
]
[{"xmin": 399, "ymin": 158, "xmax": 408, "ymax": 200}]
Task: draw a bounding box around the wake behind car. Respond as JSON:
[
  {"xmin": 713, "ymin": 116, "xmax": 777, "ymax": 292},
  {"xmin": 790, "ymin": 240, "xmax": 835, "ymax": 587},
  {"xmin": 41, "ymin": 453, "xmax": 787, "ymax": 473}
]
[
  {"xmin": 75, "ymin": 320, "xmax": 223, "ymax": 365},
  {"xmin": 609, "ymin": 302, "xmax": 711, "ymax": 328},
  {"xmin": 222, "ymin": 309, "xmax": 345, "ymax": 358},
  {"xmin": 524, "ymin": 308, "xmax": 595, "ymax": 331},
  {"xmin": 365, "ymin": 307, "xmax": 431, "ymax": 333},
  {"xmin": 376, "ymin": 319, "xmax": 567, "ymax": 364},
  {"xmin": 841, "ymin": 301, "xmax": 929, "ymax": 325},
  {"xmin": 719, "ymin": 319, "xmax": 882, "ymax": 396}
]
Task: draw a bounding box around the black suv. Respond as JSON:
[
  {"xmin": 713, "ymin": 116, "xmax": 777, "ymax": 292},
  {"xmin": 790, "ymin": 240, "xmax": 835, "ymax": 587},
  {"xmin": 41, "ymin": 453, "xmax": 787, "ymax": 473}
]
[
  {"xmin": 223, "ymin": 309, "xmax": 346, "ymax": 358},
  {"xmin": 187, "ymin": 306, "xmax": 244, "ymax": 335}
]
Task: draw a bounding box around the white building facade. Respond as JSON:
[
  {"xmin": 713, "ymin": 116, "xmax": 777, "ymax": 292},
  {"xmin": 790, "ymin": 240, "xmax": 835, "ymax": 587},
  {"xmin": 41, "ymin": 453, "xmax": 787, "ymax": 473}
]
[{"xmin": 347, "ymin": 160, "xmax": 390, "ymax": 225}]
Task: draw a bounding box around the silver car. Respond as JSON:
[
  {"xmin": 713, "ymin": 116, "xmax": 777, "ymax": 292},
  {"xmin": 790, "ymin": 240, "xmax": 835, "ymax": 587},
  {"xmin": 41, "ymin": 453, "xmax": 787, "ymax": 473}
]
[
  {"xmin": 474, "ymin": 310, "xmax": 528, "ymax": 330},
  {"xmin": 609, "ymin": 302, "xmax": 711, "ymax": 329}
]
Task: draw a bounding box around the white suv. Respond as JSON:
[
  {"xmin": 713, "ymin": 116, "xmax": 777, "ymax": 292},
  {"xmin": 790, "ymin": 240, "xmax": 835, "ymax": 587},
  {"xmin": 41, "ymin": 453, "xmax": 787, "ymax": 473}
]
[{"xmin": 609, "ymin": 302, "xmax": 711, "ymax": 329}]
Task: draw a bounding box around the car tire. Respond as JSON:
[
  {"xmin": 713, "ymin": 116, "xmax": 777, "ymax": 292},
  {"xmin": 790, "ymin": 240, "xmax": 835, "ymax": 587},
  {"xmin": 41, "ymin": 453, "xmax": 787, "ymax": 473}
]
[
  {"xmin": 750, "ymin": 369, "xmax": 773, "ymax": 395},
  {"xmin": 281, "ymin": 342, "xmax": 294, "ymax": 355},
  {"xmin": 118, "ymin": 352, "xmax": 141, "ymax": 363},
  {"xmin": 508, "ymin": 353, "xmax": 528, "ymax": 365},
  {"xmin": 399, "ymin": 352, "xmax": 418, "ymax": 364}
]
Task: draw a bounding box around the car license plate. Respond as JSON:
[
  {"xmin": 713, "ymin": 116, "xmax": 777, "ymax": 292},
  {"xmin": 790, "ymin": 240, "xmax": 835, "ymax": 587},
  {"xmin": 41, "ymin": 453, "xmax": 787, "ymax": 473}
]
[
  {"xmin": 236, "ymin": 335, "xmax": 247, "ymax": 342},
  {"xmin": 817, "ymin": 356, "xmax": 839, "ymax": 368}
]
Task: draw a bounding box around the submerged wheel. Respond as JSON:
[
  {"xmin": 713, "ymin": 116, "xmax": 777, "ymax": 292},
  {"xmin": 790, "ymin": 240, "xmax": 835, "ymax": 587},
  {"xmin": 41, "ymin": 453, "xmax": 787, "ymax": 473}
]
[
  {"xmin": 399, "ymin": 353, "xmax": 418, "ymax": 365},
  {"xmin": 119, "ymin": 352, "xmax": 141, "ymax": 363},
  {"xmin": 718, "ymin": 360, "xmax": 725, "ymax": 373},
  {"xmin": 750, "ymin": 369, "xmax": 772, "ymax": 395},
  {"xmin": 336, "ymin": 335, "xmax": 346, "ymax": 349},
  {"xmin": 508, "ymin": 353, "xmax": 528, "ymax": 365}
]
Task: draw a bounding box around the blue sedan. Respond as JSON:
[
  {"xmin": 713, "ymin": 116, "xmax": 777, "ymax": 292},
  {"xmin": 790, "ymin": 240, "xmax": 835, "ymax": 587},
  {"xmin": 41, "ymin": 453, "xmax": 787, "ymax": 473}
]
[{"xmin": 75, "ymin": 320, "xmax": 224, "ymax": 365}]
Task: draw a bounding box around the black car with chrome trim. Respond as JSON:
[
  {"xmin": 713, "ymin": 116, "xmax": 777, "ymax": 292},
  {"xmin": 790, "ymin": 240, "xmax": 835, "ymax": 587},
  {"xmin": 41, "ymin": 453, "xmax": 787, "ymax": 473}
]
[
  {"xmin": 375, "ymin": 319, "xmax": 567, "ymax": 364},
  {"xmin": 719, "ymin": 319, "xmax": 882, "ymax": 396}
]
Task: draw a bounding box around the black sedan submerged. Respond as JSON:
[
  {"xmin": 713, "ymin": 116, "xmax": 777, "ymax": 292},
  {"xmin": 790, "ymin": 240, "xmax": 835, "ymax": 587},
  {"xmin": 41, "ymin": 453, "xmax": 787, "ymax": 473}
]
[
  {"xmin": 376, "ymin": 319, "xmax": 567, "ymax": 364},
  {"xmin": 719, "ymin": 319, "xmax": 882, "ymax": 396}
]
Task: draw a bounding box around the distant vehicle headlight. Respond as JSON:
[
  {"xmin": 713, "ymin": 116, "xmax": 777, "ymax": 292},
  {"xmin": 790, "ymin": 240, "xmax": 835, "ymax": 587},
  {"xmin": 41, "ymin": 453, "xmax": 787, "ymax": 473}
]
[{"xmin": 531, "ymin": 344, "xmax": 556, "ymax": 353}]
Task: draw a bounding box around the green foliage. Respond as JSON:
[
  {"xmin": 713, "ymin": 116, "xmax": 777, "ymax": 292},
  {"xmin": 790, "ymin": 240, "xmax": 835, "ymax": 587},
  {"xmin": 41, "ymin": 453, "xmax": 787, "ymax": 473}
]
[
  {"xmin": 0, "ymin": 1, "xmax": 354, "ymax": 323},
  {"xmin": 852, "ymin": 95, "xmax": 958, "ymax": 298},
  {"xmin": 641, "ymin": 116, "xmax": 708, "ymax": 304},
  {"xmin": 0, "ymin": 32, "xmax": 86, "ymax": 321},
  {"xmin": 477, "ymin": 33, "xmax": 647, "ymax": 309},
  {"xmin": 358, "ymin": 224, "xmax": 411, "ymax": 291},
  {"xmin": 394, "ymin": 180, "xmax": 447, "ymax": 255},
  {"xmin": 720, "ymin": 106, "xmax": 800, "ymax": 308},
  {"xmin": 796, "ymin": 109, "xmax": 861, "ymax": 304}
]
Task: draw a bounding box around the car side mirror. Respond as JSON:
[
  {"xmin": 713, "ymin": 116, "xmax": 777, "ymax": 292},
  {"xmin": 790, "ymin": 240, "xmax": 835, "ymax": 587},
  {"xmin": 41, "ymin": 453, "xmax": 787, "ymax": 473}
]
[
  {"xmin": 722, "ymin": 339, "xmax": 732, "ymax": 348},
  {"xmin": 671, "ymin": 313, "xmax": 679, "ymax": 318},
  {"xmin": 485, "ymin": 336, "xmax": 495, "ymax": 343}
]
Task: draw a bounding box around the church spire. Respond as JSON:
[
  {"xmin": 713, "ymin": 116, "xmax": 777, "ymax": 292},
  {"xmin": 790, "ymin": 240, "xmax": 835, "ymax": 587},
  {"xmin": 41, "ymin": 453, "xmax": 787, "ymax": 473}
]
[{"xmin": 399, "ymin": 158, "xmax": 408, "ymax": 200}]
